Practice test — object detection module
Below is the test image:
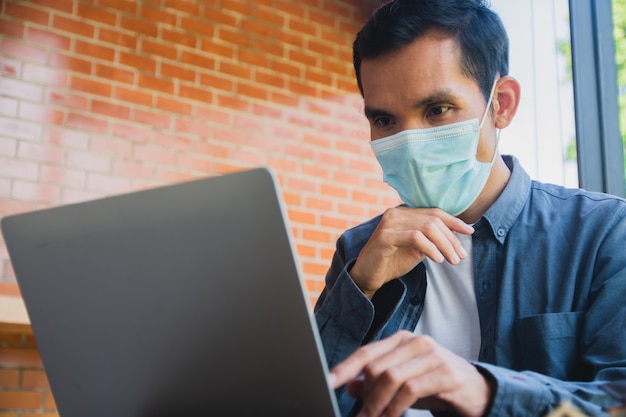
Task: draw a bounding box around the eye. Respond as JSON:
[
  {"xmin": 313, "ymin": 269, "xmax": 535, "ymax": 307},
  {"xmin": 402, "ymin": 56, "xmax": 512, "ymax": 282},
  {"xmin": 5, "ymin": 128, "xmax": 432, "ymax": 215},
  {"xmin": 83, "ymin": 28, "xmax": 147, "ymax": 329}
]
[
  {"xmin": 371, "ymin": 115, "xmax": 394, "ymax": 129},
  {"xmin": 427, "ymin": 105, "xmax": 451, "ymax": 117}
]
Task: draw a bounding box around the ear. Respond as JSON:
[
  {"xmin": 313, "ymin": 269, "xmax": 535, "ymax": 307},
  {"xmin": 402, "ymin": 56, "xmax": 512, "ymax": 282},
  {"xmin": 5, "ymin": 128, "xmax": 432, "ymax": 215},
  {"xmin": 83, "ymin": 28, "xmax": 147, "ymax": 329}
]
[{"xmin": 492, "ymin": 75, "xmax": 520, "ymax": 129}]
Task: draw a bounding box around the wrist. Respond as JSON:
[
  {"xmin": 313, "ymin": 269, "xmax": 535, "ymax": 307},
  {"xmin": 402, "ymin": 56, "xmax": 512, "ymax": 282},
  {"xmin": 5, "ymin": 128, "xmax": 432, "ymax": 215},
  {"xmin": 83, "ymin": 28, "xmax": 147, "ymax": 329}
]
[{"xmin": 347, "ymin": 263, "xmax": 376, "ymax": 299}]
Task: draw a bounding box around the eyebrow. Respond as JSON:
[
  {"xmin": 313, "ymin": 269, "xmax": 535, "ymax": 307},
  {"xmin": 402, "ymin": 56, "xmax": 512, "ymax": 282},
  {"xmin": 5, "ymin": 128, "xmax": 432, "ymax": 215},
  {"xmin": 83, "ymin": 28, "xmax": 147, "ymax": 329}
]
[
  {"xmin": 363, "ymin": 106, "xmax": 392, "ymax": 120},
  {"xmin": 363, "ymin": 89, "xmax": 459, "ymax": 119}
]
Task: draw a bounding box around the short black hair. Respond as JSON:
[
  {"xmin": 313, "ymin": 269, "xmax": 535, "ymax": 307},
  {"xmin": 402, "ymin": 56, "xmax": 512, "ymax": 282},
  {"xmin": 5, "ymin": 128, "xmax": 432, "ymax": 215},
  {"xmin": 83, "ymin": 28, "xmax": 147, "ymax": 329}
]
[{"xmin": 353, "ymin": 0, "xmax": 509, "ymax": 101}]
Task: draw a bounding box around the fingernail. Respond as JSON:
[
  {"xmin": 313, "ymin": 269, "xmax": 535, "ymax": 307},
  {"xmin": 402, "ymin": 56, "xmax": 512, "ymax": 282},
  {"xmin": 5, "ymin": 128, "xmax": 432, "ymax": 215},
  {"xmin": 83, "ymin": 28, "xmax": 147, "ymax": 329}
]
[
  {"xmin": 459, "ymin": 246, "xmax": 468, "ymax": 258},
  {"xmin": 327, "ymin": 373, "xmax": 337, "ymax": 386}
]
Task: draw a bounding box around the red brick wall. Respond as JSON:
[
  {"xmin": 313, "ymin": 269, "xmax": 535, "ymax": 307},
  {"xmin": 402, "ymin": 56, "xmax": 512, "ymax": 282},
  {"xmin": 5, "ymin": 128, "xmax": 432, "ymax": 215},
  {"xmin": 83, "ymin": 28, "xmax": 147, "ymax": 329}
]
[
  {"xmin": 0, "ymin": 331, "xmax": 55, "ymax": 416},
  {"xmin": 0, "ymin": 0, "xmax": 400, "ymax": 414}
]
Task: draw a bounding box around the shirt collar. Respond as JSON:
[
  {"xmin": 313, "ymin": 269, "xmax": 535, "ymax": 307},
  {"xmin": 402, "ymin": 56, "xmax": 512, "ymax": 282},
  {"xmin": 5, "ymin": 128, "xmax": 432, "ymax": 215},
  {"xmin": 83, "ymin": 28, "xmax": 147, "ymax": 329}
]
[{"xmin": 479, "ymin": 155, "xmax": 531, "ymax": 244}]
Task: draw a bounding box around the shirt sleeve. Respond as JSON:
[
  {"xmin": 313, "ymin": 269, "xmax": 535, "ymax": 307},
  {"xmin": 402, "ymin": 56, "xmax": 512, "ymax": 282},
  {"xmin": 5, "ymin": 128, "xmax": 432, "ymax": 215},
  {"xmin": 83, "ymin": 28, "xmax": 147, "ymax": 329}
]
[
  {"xmin": 314, "ymin": 235, "xmax": 376, "ymax": 369},
  {"xmin": 474, "ymin": 363, "xmax": 623, "ymax": 417},
  {"xmin": 314, "ymin": 228, "xmax": 412, "ymax": 417},
  {"xmin": 314, "ymin": 231, "xmax": 408, "ymax": 368}
]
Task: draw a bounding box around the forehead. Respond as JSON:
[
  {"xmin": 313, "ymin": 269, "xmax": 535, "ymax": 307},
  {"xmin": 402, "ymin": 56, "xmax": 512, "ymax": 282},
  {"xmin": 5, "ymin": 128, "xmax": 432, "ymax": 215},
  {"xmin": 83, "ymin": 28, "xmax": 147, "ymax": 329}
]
[{"xmin": 359, "ymin": 31, "xmax": 481, "ymax": 109}]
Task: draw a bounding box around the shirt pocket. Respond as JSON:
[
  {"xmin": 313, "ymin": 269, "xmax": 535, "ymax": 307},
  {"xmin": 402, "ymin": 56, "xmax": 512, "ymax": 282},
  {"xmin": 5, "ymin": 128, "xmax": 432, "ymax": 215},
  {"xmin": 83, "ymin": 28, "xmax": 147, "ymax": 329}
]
[{"xmin": 514, "ymin": 311, "xmax": 585, "ymax": 380}]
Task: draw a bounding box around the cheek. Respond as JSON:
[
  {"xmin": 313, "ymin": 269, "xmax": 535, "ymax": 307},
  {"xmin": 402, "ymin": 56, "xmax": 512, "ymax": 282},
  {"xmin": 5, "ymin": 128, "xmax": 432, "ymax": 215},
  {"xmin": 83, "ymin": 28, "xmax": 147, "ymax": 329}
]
[
  {"xmin": 475, "ymin": 129, "xmax": 498, "ymax": 162},
  {"xmin": 369, "ymin": 124, "xmax": 380, "ymax": 140},
  {"xmin": 370, "ymin": 124, "xmax": 402, "ymax": 141}
]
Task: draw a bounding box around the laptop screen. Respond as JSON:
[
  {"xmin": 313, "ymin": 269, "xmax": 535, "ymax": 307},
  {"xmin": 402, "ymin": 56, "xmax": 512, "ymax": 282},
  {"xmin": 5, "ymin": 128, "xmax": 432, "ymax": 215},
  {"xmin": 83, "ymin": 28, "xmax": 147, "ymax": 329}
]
[{"xmin": 1, "ymin": 167, "xmax": 340, "ymax": 417}]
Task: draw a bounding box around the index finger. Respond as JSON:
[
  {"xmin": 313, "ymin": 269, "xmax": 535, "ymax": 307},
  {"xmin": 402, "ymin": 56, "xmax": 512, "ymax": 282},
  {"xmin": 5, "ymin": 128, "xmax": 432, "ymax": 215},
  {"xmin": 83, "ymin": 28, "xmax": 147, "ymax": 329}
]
[
  {"xmin": 403, "ymin": 207, "xmax": 474, "ymax": 235},
  {"xmin": 399, "ymin": 208, "xmax": 473, "ymax": 264},
  {"xmin": 329, "ymin": 331, "xmax": 413, "ymax": 389}
]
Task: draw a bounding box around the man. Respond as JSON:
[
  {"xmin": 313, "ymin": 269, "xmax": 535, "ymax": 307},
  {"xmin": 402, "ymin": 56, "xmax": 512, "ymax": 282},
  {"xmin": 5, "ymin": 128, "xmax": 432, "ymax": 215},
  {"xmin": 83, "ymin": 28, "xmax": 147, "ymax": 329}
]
[{"xmin": 314, "ymin": 1, "xmax": 626, "ymax": 417}]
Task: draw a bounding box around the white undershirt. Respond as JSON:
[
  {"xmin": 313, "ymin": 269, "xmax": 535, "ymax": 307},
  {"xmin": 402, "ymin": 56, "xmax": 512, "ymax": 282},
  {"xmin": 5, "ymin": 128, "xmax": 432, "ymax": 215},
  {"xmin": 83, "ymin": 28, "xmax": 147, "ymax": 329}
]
[{"xmin": 405, "ymin": 232, "xmax": 480, "ymax": 417}]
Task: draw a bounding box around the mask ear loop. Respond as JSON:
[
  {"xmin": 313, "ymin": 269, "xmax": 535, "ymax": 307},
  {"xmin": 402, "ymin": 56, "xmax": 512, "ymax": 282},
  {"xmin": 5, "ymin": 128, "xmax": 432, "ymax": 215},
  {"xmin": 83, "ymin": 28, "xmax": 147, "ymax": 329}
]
[
  {"xmin": 479, "ymin": 78, "xmax": 499, "ymax": 128},
  {"xmin": 478, "ymin": 78, "xmax": 501, "ymax": 164}
]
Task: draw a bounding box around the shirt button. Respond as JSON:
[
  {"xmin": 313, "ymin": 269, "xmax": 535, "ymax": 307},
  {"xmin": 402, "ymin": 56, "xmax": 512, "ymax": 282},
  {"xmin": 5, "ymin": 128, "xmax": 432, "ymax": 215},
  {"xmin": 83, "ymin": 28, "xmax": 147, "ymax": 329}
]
[
  {"xmin": 497, "ymin": 228, "xmax": 505, "ymax": 237},
  {"xmin": 409, "ymin": 295, "xmax": 420, "ymax": 305}
]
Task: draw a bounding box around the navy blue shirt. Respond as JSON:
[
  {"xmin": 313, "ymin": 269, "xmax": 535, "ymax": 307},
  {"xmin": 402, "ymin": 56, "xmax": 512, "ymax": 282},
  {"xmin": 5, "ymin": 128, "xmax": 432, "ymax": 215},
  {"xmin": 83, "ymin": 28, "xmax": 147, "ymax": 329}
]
[{"xmin": 315, "ymin": 156, "xmax": 626, "ymax": 417}]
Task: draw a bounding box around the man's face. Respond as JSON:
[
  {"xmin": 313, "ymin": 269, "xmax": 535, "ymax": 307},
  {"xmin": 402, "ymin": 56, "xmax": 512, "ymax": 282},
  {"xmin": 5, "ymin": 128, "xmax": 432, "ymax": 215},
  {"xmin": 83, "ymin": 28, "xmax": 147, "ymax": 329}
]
[{"xmin": 360, "ymin": 29, "xmax": 498, "ymax": 163}]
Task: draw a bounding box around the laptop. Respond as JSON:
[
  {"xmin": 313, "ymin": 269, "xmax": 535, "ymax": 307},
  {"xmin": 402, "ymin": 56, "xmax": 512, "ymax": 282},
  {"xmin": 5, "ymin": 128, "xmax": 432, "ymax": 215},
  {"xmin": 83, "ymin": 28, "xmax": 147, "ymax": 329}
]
[{"xmin": 1, "ymin": 167, "xmax": 341, "ymax": 417}]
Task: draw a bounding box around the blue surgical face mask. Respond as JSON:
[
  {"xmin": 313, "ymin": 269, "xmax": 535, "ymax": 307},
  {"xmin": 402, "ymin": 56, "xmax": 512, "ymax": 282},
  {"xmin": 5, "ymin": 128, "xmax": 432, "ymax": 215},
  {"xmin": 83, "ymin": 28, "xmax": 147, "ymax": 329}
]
[{"xmin": 370, "ymin": 83, "xmax": 499, "ymax": 216}]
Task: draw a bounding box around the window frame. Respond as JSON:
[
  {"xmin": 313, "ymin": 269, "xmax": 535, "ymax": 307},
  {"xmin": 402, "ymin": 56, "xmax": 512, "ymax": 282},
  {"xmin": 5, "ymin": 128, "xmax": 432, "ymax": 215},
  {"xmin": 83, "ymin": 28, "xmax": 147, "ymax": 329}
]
[{"xmin": 569, "ymin": 0, "xmax": 625, "ymax": 196}]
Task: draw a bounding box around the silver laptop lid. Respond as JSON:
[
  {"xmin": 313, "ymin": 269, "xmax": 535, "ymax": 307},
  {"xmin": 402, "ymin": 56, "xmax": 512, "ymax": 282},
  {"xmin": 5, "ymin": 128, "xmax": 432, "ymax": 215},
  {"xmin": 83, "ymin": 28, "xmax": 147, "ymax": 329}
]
[{"xmin": 1, "ymin": 167, "xmax": 340, "ymax": 417}]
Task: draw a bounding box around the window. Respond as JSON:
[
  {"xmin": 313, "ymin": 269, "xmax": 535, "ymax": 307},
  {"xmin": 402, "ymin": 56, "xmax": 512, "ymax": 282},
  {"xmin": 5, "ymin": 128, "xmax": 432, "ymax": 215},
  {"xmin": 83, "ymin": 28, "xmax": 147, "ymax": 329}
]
[
  {"xmin": 570, "ymin": 0, "xmax": 623, "ymax": 196},
  {"xmin": 613, "ymin": 0, "xmax": 626, "ymax": 195},
  {"xmin": 492, "ymin": 0, "xmax": 578, "ymax": 187},
  {"xmin": 492, "ymin": 0, "xmax": 625, "ymax": 197}
]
